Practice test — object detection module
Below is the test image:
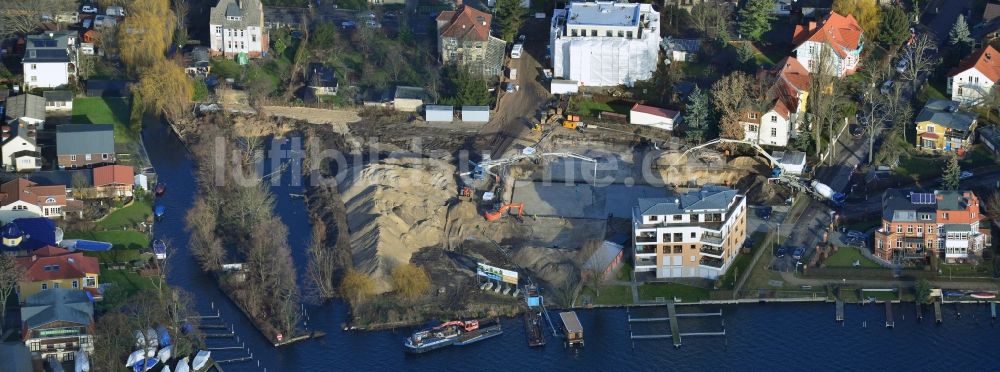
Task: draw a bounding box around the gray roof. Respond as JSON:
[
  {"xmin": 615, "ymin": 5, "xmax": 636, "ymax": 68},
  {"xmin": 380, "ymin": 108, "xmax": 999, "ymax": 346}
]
[
  {"xmin": 4, "ymin": 119, "xmax": 38, "ymax": 147},
  {"xmin": 566, "ymin": 2, "xmax": 642, "ymax": 27},
  {"xmin": 23, "ymin": 48, "xmax": 70, "ymax": 63},
  {"xmin": 943, "ymin": 223, "xmax": 971, "ymax": 233},
  {"xmin": 882, "ymin": 189, "xmax": 937, "ymax": 222},
  {"xmin": 463, "ymin": 105, "xmax": 489, "ymax": 112},
  {"xmin": 664, "ymin": 37, "xmax": 702, "ymax": 53},
  {"xmin": 916, "ymin": 99, "xmax": 978, "ymax": 131},
  {"xmin": 5, "ymin": 94, "xmax": 46, "ymax": 122},
  {"xmin": 24, "ymin": 31, "xmax": 74, "ymax": 63},
  {"xmin": 210, "ymin": 0, "xmax": 263, "ymax": 29},
  {"xmin": 935, "ymin": 190, "xmax": 968, "ymax": 211},
  {"xmin": 43, "ymin": 90, "xmax": 73, "ymax": 103},
  {"xmin": 584, "ymin": 240, "xmax": 624, "ymax": 271},
  {"xmin": 425, "ymin": 105, "xmax": 454, "ymax": 112},
  {"xmin": 26, "ymin": 170, "xmax": 92, "ymax": 188},
  {"xmin": 308, "ymin": 63, "xmax": 337, "ymax": 88},
  {"xmin": 56, "ymin": 124, "xmax": 115, "ymax": 155},
  {"xmin": 394, "ymin": 86, "xmax": 427, "ymax": 101},
  {"xmin": 775, "ymin": 150, "xmax": 806, "ymax": 166},
  {"xmin": 638, "ymin": 185, "xmax": 738, "ymax": 215},
  {"xmin": 980, "ymin": 125, "xmax": 1000, "ymax": 146},
  {"xmin": 20, "ymin": 288, "xmax": 93, "ymax": 329},
  {"xmin": 0, "ymin": 343, "xmax": 32, "ymax": 372}
]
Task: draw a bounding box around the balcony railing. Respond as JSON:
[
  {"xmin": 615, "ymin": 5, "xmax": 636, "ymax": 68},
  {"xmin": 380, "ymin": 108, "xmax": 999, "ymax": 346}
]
[
  {"xmin": 699, "ymin": 256, "xmax": 723, "ymax": 268},
  {"xmin": 700, "ymin": 233, "xmax": 724, "ymax": 246},
  {"xmin": 700, "ymin": 245, "xmax": 724, "ymax": 258},
  {"xmin": 635, "ymin": 235, "xmax": 657, "ymax": 244},
  {"xmin": 635, "ymin": 258, "xmax": 656, "ymax": 267},
  {"xmin": 635, "ymin": 246, "xmax": 656, "ymax": 255}
]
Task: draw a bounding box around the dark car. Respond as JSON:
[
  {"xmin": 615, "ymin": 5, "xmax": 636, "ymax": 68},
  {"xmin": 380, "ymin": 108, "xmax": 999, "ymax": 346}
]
[
  {"xmin": 792, "ymin": 247, "xmax": 805, "ymax": 260},
  {"xmin": 756, "ymin": 206, "xmax": 772, "ymax": 220},
  {"xmin": 850, "ymin": 124, "xmax": 863, "ymax": 139},
  {"xmin": 776, "ymin": 247, "xmax": 787, "ymax": 258}
]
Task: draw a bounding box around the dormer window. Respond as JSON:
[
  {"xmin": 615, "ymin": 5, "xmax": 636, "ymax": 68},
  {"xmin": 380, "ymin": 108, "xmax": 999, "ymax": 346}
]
[{"xmin": 44, "ymin": 197, "xmax": 56, "ymax": 203}]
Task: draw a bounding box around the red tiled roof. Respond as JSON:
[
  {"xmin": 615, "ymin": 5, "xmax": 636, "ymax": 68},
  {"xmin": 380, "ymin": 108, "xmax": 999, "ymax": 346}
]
[
  {"xmin": 920, "ymin": 132, "xmax": 940, "ymax": 139},
  {"xmin": 0, "ymin": 178, "xmax": 66, "ymax": 208},
  {"xmin": 948, "ymin": 45, "xmax": 1000, "ymax": 82},
  {"xmin": 631, "ymin": 103, "xmax": 680, "ymax": 119},
  {"xmin": 793, "ymin": 12, "xmax": 864, "ymax": 58},
  {"xmin": 774, "ymin": 56, "xmax": 810, "ymax": 92},
  {"xmin": 438, "ymin": 5, "xmax": 493, "ymax": 42},
  {"xmin": 16, "ymin": 246, "xmax": 99, "ymax": 282},
  {"xmin": 93, "ymin": 165, "xmax": 133, "ymax": 187}
]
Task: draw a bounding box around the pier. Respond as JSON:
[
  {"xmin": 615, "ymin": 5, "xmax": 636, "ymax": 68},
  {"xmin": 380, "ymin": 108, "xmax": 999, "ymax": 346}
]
[
  {"xmin": 934, "ymin": 301, "xmax": 943, "ymax": 323},
  {"xmin": 884, "ymin": 302, "xmax": 894, "ymax": 328},
  {"xmin": 915, "ymin": 302, "xmax": 922, "ymax": 321},
  {"xmin": 836, "ymin": 300, "xmax": 844, "ymax": 322},
  {"xmin": 992, "ymin": 302, "xmax": 996, "ymax": 319},
  {"xmin": 627, "ymin": 302, "xmax": 725, "ymax": 347}
]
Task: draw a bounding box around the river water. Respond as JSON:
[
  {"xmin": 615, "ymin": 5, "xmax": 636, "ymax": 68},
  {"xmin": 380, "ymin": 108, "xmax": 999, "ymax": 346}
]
[{"xmin": 142, "ymin": 120, "xmax": 1000, "ymax": 371}]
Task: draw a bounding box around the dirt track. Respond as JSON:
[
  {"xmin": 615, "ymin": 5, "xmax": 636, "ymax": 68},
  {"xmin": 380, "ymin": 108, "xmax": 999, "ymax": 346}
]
[{"xmin": 262, "ymin": 106, "xmax": 361, "ymax": 131}]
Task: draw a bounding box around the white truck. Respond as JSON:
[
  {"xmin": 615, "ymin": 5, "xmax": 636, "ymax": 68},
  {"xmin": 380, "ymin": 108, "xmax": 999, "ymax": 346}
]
[
  {"xmin": 550, "ymin": 79, "xmax": 579, "ymax": 95},
  {"xmin": 511, "ymin": 44, "xmax": 523, "ymax": 59}
]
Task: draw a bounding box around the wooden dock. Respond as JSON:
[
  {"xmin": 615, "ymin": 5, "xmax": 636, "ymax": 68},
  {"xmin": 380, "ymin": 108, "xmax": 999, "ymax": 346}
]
[
  {"xmin": 915, "ymin": 302, "xmax": 923, "ymax": 320},
  {"xmin": 884, "ymin": 302, "xmax": 894, "ymax": 328},
  {"xmin": 835, "ymin": 300, "xmax": 844, "ymax": 322},
  {"xmin": 667, "ymin": 302, "xmax": 681, "ymax": 347},
  {"xmin": 524, "ymin": 310, "xmax": 546, "ymax": 347},
  {"xmin": 992, "ymin": 302, "xmax": 997, "ymax": 319},
  {"xmin": 934, "ymin": 301, "xmax": 943, "ymax": 323}
]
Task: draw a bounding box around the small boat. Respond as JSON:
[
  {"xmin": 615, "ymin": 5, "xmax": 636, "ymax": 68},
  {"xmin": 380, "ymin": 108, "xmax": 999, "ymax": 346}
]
[
  {"xmin": 155, "ymin": 182, "xmax": 166, "ymax": 196},
  {"xmin": 174, "ymin": 357, "xmax": 190, "ymax": 372},
  {"xmin": 157, "ymin": 345, "xmax": 173, "ymax": 363},
  {"xmin": 192, "ymin": 350, "xmax": 211, "ymax": 370},
  {"xmin": 404, "ymin": 319, "xmax": 502, "ymax": 354},
  {"xmin": 152, "ymin": 240, "xmax": 167, "ymax": 260},
  {"xmin": 154, "ymin": 204, "xmax": 165, "ymax": 218},
  {"xmin": 944, "ymin": 291, "xmax": 964, "ymax": 297},
  {"xmin": 971, "ymin": 292, "xmax": 996, "ymax": 299},
  {"xmin": 131, "ymin": 358, "xmax": 158, "ymax": 372}
]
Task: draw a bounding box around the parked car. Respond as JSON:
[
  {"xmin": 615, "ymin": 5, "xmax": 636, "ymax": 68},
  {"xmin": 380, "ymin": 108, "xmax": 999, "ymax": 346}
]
[
  {"xmin": 340, "ymin": 21, "xmax": 356, "ymax": 28},
  {"xmin": 792, "ymin": 247, "xmax": 805, "ymax": 260},
  {"xmin": 895, "ymin": 58, "xmax": 908, "ymax": 73},
  {"xmin": 776, "ymin": 247, "xmax": 787, "ymax": 258},
  {"xmin": 81, "ymin": 5, "xmax": 98, "ymax": 13},
  {"xmin": 846, "ymin": 230, "xmax": 866, "ymax": 241},
  {"xmin": 756, "ymin": 206, "xmax": 772, "ymax": 220},
  {"xmin": 960, "ymin": 171, "xmax": 974, "ymax": 180},
  {"xmin": 850, "ymin": 124, "xmax": 863, "ymax": 139},
  {"xmin": 880, "ymin": 80, "xmax": 894, "ymax": 94}
]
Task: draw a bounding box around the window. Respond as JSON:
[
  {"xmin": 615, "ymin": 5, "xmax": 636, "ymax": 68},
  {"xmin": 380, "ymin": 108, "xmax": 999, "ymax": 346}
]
[
  {"xmin": 943, "ymin": 213, "xmax": 949, "ymax": 220},
  {"xmin": 571, "ymin": 30, "xmax": 578, "ymax": 37},
  {"xmin": 690, "ymin": 255, "xmax": 696, "ymax": 262},
  {"xmin": 31, "ymin": 64, "xmax": 37, "ymax": 69},
  {"xmin": 896, "ymin": 239, "xmax": 902, "ymax": 248},
  {"xmin": 41, "ymin": 283, "xmax": 48, "ymax": 290},
  {"xmin": 606, "ymin": 31, "xmax": 612, "ymax": 37},
  {"xmin": 917, "ymin": 226, "xmax": 923, "ymax": 233},
  {"xmin": 102, "ymin": 153, "xmax": 109, "ymax": 160},
  {"xmin": 771, "ymin": 115, "xmax": 777, "ymax": 123},
  {"xmin": 770, "ymin": 128, "xmax": 777, "ymax": 137},
  {"xmin": 975, "ymin": 77, "xmax": 980, "ymax": 83},
  {"xmin": 672, "ymin": 215, "xmax": 682, "ymax": 221},
  {"xmin": 85, "ymin": 154, "xmax": 91, "ymax": 161},
  {"xmin": 926, "ymin": 125, "xmax": 935, "ymax": 134},
  {"xmin": 907, "ymin": 225, "xmax": 913, "ymax": 233},
  {"xmin": 53, "ymin": 282, "xmax": 60, "ymax": 289},
  {"xmin": 70, "ymin": 155, "xmax": 77, "ymax": 161},
  {"xmin": 690, "ymin": 245, "xmax": 696, "ymax": 250},
  {"xmin": 627, "ymin": 31, "xmax": 633, "ymax": 38},
  {"xmin": 690, "ymin": 232, "xmax": 696, "ymax": 238},
  {"xmin": 673, "ymin": 246, "xmax": 682, "ymax": 253},
  {"xmin": 748, "ymin": 124, "xmax": 758, "ymax": 132},
  {"xmin": 896, "ymin": 225, "xmax": 902, "ymax": 233},
  {"xmin": 673, "ymin": 233, "xmax": 682, "ymax": 242},
  {"xmin": 72, "ymin": 280, "xmax": 78, "ymax": 288},
  {"xmin": 591, "ymin": 30, "xmax": 597, "ymax": 36},
  {"xmin": 618, "ymin": 31, "xmax": 624, "ymax": 37},
  {"xmin": 84, "ymin": 277, "xmax": 96, "ymax": 287},
  {"xmin": 648, "ymin": 215, "xmax": 658, "ymax": 222},
  {"xmin": 808, "ymin": 45, "xmax": 815, "ymax": 54},
  {"xmin": 44, "ymin": 197, "xmax": 55, "ymax": 203},
  {"xmin": 31, "ymin": 76, "xmax": 37, "ymax": 82},
  {"xmin": 749, "ymin": 112, "xmax": 757, "ymax": 119}
]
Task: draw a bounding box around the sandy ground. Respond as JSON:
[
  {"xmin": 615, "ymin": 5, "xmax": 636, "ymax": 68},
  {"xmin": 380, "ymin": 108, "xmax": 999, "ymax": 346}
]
[{"xmin": 262, "ymin": 106, "xmax": 361, "ymax": 133}]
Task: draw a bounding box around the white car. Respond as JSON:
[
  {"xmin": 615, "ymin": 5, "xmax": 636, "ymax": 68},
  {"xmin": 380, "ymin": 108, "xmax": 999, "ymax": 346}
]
[
  {"xmin": 960, "ymin": 171, "xmax": 974, "ymax": 180},
  {"xmin": 896, "ymin": 58, "xmax": 908, "ymax": 73},
  {"xmin": 511, "ymin": 43, "xmax": 523, "ymax": 59},
  {"xmin": 81, "ymin": 5, "xmax": 98, "ymax": 14}
]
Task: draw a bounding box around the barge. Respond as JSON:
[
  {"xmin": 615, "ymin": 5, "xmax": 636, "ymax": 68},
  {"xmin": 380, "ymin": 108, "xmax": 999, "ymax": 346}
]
[{"xmin": 404, "ymin": 319, "xmax": 503, "ymax": 354}]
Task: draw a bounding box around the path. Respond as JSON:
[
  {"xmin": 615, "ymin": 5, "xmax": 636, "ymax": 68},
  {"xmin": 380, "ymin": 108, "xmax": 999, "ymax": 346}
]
[{"xmin": 777, "ymin": 271, "xmax": 1000, "ymax": 291}]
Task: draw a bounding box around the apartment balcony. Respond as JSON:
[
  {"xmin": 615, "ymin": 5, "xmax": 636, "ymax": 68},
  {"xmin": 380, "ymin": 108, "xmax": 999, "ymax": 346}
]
[
  {"xmin": 635, "ymin": 233, "xmax": 657, "ymax": 244},
  {"xmin": 700, "ymin": 233, "xmax": 724, "ymax": 247},
  {"xmin": 635, "ymin": 257, "xmax": 657, "ymax": 268},
  {"xmin": 699, "ymin": 256, "xmax": 724, "ymax": 269},
  {"xmin": 635, "ymin": 245, "xmax": 657, "ymax": 255},
  {"xmin": 700, "ymin": 245, "xmax": 724, "ymax": 258}
]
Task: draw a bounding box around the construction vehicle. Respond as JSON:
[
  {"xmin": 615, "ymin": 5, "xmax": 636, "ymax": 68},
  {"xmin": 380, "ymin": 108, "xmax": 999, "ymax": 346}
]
[
  {"xmin": 484, "ymin": 202, "xmax": 525, "ymax": 221},
  {"xmin": 563, "ymin": 120, "xmax": 586, "ymax": 129},
  {"xmin": 459, "ymin": 186, "xmax": 473, "ymax": 199},
  {"xmin": 675, "ymin": 138, "xmax": 845, "ymax": 205}
]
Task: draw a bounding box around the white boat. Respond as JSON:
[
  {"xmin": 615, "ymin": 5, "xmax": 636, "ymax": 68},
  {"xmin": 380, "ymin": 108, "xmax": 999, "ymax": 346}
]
[
  {"xmin": 157, "ymin": 345, "xmax": 173, "ymax": 363},
  {"xmin": 74, "ymin": 350, "xmax": 89, "ymax": 372},
  {"xmin": 126, "ymin": 350, "xmax": 144, "ymax": 367},
  {"xmin": 174, "ymin": 357, "xmax": 190, "ymax": 372},
  {"xmin": 163, "ymin": 366, "xmax": 172, "ymax": 372},
  {"xmin": 192, "ymin": 350, "xmax": 211, "ymax": 370}
]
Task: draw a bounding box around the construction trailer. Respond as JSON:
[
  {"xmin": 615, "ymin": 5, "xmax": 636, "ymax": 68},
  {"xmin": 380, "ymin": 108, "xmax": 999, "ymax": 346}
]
[
  {"xmin": 462, "ymin": 106, "xmax": 490, "ymax": 122},
  {"xmin": 425, "ymin": 105, "xmax": 454, "ymax": 122}
]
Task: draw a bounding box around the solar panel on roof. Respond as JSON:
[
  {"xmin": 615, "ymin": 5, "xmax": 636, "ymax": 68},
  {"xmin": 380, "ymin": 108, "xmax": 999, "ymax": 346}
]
[
  {"xmin": 31, "ymin": 40, "xmax": 44, "ymax": 47},
  {"xmin": 46, "ymin": 39, "xmax": 57, "ymax": 47},
  {"xmin": 910, "ymin": 193, "xmax": 934, "ymax": 204}
]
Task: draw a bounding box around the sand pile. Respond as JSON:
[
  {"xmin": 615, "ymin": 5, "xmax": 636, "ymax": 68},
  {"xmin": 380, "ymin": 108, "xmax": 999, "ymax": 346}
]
[
  {"xmin": 513, "ymin": 247, "xmax": 581, "ymax": 306},
  {"xmin": 339, "ymin": 157, "xmax": 456, "ymax": 293}
]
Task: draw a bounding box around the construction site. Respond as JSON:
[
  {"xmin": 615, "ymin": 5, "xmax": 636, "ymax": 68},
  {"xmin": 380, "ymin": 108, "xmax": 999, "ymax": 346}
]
[{"xmin": 309, "ymin": 100, "xmax": 843, "ymax": 325}]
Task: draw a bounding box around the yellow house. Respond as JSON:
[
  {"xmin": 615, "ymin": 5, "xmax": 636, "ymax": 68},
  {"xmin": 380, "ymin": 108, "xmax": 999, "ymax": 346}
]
[
  {"xmin": 915, "ymin": 99, "xmax": 979, "ymax": 153},
  {"xmin": 16, "ymin": 246, "xmax": 100, "ymax": 302}
]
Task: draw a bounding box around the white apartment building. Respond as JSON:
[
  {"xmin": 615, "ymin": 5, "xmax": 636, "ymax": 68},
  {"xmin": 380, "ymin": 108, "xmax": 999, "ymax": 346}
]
[
  {"xmin": 209, "ymin": 0, "xmax": 267, "ymax": 58},
  {"xmin": 633, "ymin": 185, "xmax": 748, "ymax": 279},
  {"xmin": 22, "ymin": 31, "xmax": 77, "ymax": 89},
  {"xmin": 549, "ymin": 1, "xmax": 661, "ymax": 87}
]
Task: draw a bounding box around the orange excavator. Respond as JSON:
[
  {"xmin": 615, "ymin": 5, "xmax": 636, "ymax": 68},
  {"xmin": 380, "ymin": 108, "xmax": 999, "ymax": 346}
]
[
  {"xmin": 484, "ymin": 202, "xmax": 525, "ymax": 221},
  {"xmin": 436, "ymin": 320, "xmax": 480, "ymax": 332}
]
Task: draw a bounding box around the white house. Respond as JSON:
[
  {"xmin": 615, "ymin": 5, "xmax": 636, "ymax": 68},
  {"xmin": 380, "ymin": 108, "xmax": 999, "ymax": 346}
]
[
  {"xmin": 947, "ymin": 45, "xmax": 1000, "ymax": 106},
  {"xmin": 210, "ymin": 0, "xmax": 267, "ymax": 59},
  {"xmin": 42, "ymin": 91, "xmax": 73, "ymax": 112},
  {"xmin": 741, "ymin": 102, "xmax": 796, "ymax": 147},
  {"xmin": 550, "ymin": 1, "xmax": 662, "ymax": 87},
  {"xmin": 1, "ymin": 120, "xmax": 41, "ymax": 172},
  {"xmin": 792, "ymin": 12, "xmax": 864, "ymax": 77},
  {"xmin": 5, "ymin": 94, "xmax": 46, "ymax": 129},
  {"xmin": 0, "ymin": 178, "xmax": 66, "ymax": 223},
  {"xmin": 630, "ymin": 103, "xmax": 681, "ymax": 131},
  {"xmin": 741, "ymin": 57, "xmax": 810, "ymax": 148},
  {"xmin": 22, "ymin": 31, "xmax": 77, "ymax": 89}
]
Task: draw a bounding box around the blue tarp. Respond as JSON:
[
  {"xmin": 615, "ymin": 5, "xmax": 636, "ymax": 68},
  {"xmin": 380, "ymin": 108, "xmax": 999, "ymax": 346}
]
[
  {"xmin": 156, "ymin": 325, "xmax": 171, "ymax": 347},
  {"xmin": 61, "ymin": 239, "xmax": 113, "ymax": 252}
]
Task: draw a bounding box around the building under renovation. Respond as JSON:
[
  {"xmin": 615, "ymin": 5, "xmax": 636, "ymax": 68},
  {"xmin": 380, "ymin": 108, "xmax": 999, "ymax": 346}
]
[{"xmin": 549, "ymin": 1, "xmax": 661, "ymax": 87}]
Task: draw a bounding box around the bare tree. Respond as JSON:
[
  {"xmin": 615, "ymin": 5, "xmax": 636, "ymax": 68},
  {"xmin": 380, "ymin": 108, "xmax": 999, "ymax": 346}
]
[
  {"xmin": 0, "ymin": 0, "xmax": 75, "ymax": 37},
  {"xmin": 859, "ymin": 62, "xmax": 893, "ymax": 164},
  {"xmin": 306, "ymin": 222, "xmax": 337, "ymax": 300},
  {"xmin": 807, "ymin": 47, "xmax": 842, "ymax": 162},
  {"xmin": 172, "ymin": 0, "xmax": 189, "ymax": 30},
  {"xmin": 899, "ymin": 33, "xmax": 940, "ymax": 94},
  {"xmin": 711, "ymin": 71, "xmax": 754, "ymax": 142},
  {"xmin": 186, "ymin": 197, "xmax": 225, "ymax": 272},
  {"xmin": 0, "ymin": 253, "xmax": 25, "ymax": 333},
  {"xmin": 688, "ymin": 1, "xmax": 731, "ymax": 41}
]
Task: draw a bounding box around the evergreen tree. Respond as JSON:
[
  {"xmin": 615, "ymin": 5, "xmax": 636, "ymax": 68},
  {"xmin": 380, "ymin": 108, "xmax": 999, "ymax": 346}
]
[
  {"xmin": 684, "ymin": 85, "xmax": 711, "ymax": 143},
  {"xmin": 738, "ymin": 0, "xmax": 776, "ymax": 42},
  {"xmin": 877, "ymin": 6, "xmax": 910, "ymax": 47},
  {"xmin": 941, "ymin": 154, "xmax": 961, "ymax": 190},
  {"xmin": 735, "ymin": 42, "xmax": 757, "ymax": 72},
  {"xmin": 495, "ymin": 0, "xmax": 526, "ymax": 42},
  {"xmin": 791, "ymin": 119, "xmax": 814, "ymax": 152},
  {"xmin": 949, "ymin": 14, "xmax": 972, "ymax": 48}
]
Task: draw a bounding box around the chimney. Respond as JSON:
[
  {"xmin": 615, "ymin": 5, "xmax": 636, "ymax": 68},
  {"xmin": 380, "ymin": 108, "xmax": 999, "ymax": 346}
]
[
  {"xmin": 32, "ymin": 255, "xmax": 37, "ymax": 262},
  {"xmin": 238, "ymin": 0, "xmax": 243, "ymax": 9},
  {"xmin": 808, "ymin": 21, "xmax": 817, "ymax": 32},
  {"xmin": 988, "ymin": 52, "xmax": 992, "ymax": 61},
  {"xmin": 455, "ymin": 0, "xmax": 462, "ymax": 7}
]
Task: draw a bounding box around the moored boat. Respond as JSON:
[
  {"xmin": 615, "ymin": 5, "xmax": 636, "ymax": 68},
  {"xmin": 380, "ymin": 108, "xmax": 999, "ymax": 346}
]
[
  {"xmin": 404, "ymin": 319, "xmax": 502, "ymax": 354},
  {"xmin": 971, "ymin": 292, "xmax": 996, "ymax": 299},
  {"xmin": 155, "ymin": 182, "xmax": 166, "ymax": 196},
  {"xmin": 152, "ymin": 240, "xmax": 167, "ymax": 260}
]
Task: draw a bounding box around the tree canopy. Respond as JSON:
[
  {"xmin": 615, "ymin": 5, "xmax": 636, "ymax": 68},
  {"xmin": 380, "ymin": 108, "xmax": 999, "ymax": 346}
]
[
  {"xmin": 942, "ymin": 155, "xmax": 961, "ymax": 190},
  {"xmin": 133, "ymin": 59, "xmax": 194, "ymax": 122},
  {"xmin": 832, "ymin": 0, "xmax": 880, "ymax": 34},
  {"xmin": 392, "ymin": 264, "xmax": 431, "ymax": 300},
  {"xmin": 877, "ymin": 6, "xmax": 910, "ymax": 47},
  {"xmin": 683, "ymin": 85, "xmax": 711, "ymax": 143},
  {"xmin": 441, "ymin": 67, "xmax": 492, "ymax": 106},
  {"xmin": 340, "ymin": 269, "xmax": 375, "ymax": 308},
  {"xmin": 495, "ymin": 0, "xmax": 526, "ymax": 42},
  {"xmin": 738, "ymin": 0, "xmax": 776, "ymax": 42},
  {"xmin": 949, "ymin": 14, "xmax": 973, "ymax": 52}
]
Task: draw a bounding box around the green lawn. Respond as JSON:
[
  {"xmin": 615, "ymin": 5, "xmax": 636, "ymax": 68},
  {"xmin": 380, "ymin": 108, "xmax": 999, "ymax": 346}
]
[
  {"xmin": 570, "ymin": 97, "xmax": 631, "ymax": 117},
  {"xmin": 681, "ymin": 62, "xmax": 711, "ymax": 78},
  {"xmin": 939, "ymin": 261, "xmax": 994, "ymax": 278},
  {"xmin": 616, "ymin": 262, "xmax": 634, "ymax": 281},
  {"xmin": 71, "ymin": 97, "xmax": 133, "ymax": 143},
  {"xmin": 637, "ymin": 283, "xmax": 710, "ymax": 303},
  {"xmin": 860, "ymin": 290, "xmax": 898, "ymax": 301},
  {"xmin": 960, "ymin": 145, "xmax": 999, "ymax": 169},
  {"xmin": 580, "ymin": 285, "xmax": 633, "ymax": 305},
  {"xmin": 96, "ymin": 198, "xmax": 152, "ymax": 230},
  {"xmin": 825, "ymin": 247, "xmax": 881, "ymax": 268},
  {"xmin": 718, "ymin": 232, "xmax": 767, "ymax": 289},
  {"xmin": 100, "ymin": 268, "xmax": 158, "ymax": 298},
  {"xmin": 896, "ymin": 155, "xmax": 943, "ymax": 179},
  {"xmin": 922, "ymin": 81, "xmax": 948, "ymax": 102}
]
